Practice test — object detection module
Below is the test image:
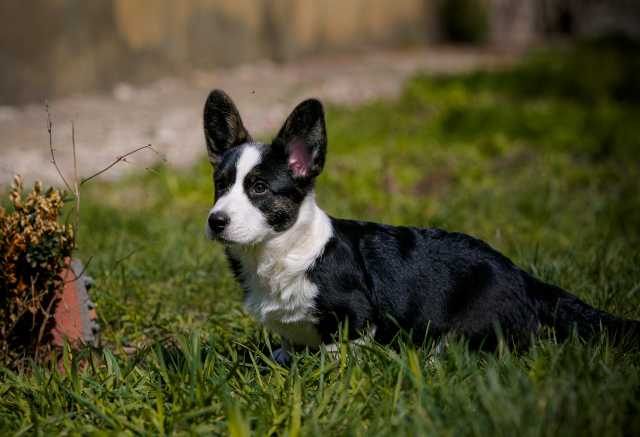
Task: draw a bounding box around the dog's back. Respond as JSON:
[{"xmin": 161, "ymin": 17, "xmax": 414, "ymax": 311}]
[{"xmin": 310, "ymin": 219, "xmax": 537, "ymax": 348}]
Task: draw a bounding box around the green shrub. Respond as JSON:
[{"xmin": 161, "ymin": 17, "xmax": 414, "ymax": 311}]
[
  {"xmin": 436, "ymin": 37, "xmax": 640, "ymax": 104},
  {"xmin": 0, "ymin": 176, "xmax": 74, "ymax": 365}
]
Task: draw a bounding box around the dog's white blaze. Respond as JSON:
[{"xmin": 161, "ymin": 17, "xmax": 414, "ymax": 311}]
[
  {"xmin": 209, "ymin": 145, "xmax": 272, "ymax": 244},
  {"xmin": 231, "ymin": 193, "xmax": 333, "ymax": 347}
]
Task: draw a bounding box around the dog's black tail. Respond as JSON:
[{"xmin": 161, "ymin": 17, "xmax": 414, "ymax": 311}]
[{"xmin": 526, "ymin": 274, "xmax": 640, "ymax": 346}]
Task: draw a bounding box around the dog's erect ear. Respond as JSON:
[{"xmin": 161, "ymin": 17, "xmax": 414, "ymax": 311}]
[
  {"xmin": 273, "ymin": 98, "xmax": 327, "ymax": 179},
  {"xmin": 203, "ymin": 90, "xmax": 252, "ymax": 165}
]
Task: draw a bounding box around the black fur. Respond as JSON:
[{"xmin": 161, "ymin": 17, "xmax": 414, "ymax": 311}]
[
  {"xmin": 244, "ymin": 145, "xmax": 309, "ymax": 231},
  {"xmin": 204, "ymin": 90, "xmax": 252, "ymax": 165},
  {"xmin": 212, "ymin": 146, "xmax": 241, "ymax": 199},
  {"xmin": 308, "ymin": 219, "xmax": 640, "ymax": 350}
]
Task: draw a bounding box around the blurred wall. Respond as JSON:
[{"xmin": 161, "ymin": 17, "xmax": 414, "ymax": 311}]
[
  {"xmin": 1, "ymin": 0, "xmax": 639, "ymax": 105},
  {"xmin": 0, "ymin": 0, "xmax": 432, "ymax": 105}
]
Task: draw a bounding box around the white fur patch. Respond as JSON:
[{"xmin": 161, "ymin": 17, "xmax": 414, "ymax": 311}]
[
  {"xmin": 209, "ymin": 145, "xmax": 272, "ymax": 245},
  {"xmin": 230, "ymin": 193, "xmax": 333, "ymax": 347}
]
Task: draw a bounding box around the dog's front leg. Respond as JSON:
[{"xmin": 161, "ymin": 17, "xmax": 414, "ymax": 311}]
[{"xmin": 271, "ymin": 339, "xmax": 291, "ymax": 366}]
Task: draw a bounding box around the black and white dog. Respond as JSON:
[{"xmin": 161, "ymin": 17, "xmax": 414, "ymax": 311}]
[{"xmin": 203, "ymin": 90, "xmax": 638, "ymax": 364}]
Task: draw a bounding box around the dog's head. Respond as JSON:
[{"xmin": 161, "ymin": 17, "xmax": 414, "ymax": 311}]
[{"xmin": 203, "ymin": 90, "xmax": 327, "ymax": 245}]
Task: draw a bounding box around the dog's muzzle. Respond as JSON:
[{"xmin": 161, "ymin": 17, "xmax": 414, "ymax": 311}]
[{"xmin": 207, "ymin": 211, "xmax": 230, "ymax": 236}]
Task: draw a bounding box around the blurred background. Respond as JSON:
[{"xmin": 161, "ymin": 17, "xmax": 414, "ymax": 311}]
[
  {"xmin": 3, "ymin": 0, "xmax": 640, "ymax": 104},
  {"xmin": 0, "ymin": 0, "xmax": 639, "ymax": 184}
]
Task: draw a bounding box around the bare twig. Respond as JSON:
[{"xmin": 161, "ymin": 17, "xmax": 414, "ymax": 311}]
[
  {"xmin": 34, "ymin": 282, "xmax": 57, "ymax": 362},
  {"xmin": 71, "ymin": 122, "xmax": 80, "ymax": 240},
  {"xmin": 113, "ymin": 247, "xmax": 144, "ymax": 267},
  {"xmin": 146, "ymin": 145, "xmax": 167, "ymax": 161},
  {"xmin": 46, "ymin": 101, "xmax": 73, "ymax": 193},
  {"xmin": 143, "ymin": 166, "xmax": 161, "ymax": 176},
  {"xmin": 64, "ymin": 256, "xmax": 94, "ymax": 284},
  {"xmin": 80, "ymin": 144, "xmax": 156, "ymax": 186}
]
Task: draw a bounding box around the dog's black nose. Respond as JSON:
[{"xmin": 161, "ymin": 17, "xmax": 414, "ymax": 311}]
[{"xmin": 208, "ymin": 212, "xmax": 229, "ymax": 235}]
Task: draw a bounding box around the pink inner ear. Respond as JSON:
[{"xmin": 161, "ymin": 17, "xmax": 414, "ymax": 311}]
[{"xmin": 287, "ymin": 141, "xmax": 311, "ymax": 177}]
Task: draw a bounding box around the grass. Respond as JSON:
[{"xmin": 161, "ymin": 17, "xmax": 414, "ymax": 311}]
[{"xmin": 2, "ymin": 39, "xmax": 640, "ymax": 435}]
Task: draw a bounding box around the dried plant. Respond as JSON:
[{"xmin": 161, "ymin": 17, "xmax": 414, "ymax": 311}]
[
  {"xmin": 0, "ymin": 175, "xmax": 74, "ymax": 364},
  {"xmin": 0, "ymin": 105, "xmax": 162, "ymax": 366}
]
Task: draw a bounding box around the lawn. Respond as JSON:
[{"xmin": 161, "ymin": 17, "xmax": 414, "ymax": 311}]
[{"xmin": 2, "ymin": 39, "xmax": 640, "ymax": 435}]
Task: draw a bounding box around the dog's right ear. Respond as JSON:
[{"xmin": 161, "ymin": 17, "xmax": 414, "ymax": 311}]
[{"xmin": 203, "ymin": 90, "xmax": 252, "ymax": 165}]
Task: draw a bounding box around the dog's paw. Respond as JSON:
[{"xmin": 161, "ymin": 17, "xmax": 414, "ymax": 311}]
[{"xmin": 271, "ymin": 347, "xmax": 290, "ymax": 366}]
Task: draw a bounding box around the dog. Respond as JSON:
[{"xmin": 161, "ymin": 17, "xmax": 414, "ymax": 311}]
[{"xmin": 203, "ymin": 90, "xmax": 639, "ymax": 365}]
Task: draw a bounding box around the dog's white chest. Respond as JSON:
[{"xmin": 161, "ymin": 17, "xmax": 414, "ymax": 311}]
[
  {"xmin": 242, "ymin": 260, "xmax": 322, "ymax": 347},
  {"xmin": 228, "ymin": 195, "xmax": 332, "ymax": 347}
]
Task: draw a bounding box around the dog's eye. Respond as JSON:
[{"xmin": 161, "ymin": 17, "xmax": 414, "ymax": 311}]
[{"xmin": 251, "ymin": 181, "xmax": 268, "ymax": 195}]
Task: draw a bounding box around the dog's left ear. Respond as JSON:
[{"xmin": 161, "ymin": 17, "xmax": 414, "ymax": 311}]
[
  {"xmin": 273, "ymin": 98, "xmax": 327, "ymax": 179},
  {"xmin": 203, "ymin": 90, "xmax": 252, "ymax": 165}
]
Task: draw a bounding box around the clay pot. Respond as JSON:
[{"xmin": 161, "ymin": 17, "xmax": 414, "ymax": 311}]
[{"xmin": 51, "ymin": 259, "xmax": 99, "ymax": 348}]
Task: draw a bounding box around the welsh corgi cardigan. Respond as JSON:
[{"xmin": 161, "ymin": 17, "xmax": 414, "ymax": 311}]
[{"xmin": 203, "ymin": 90, "xmax": 639, "ymax": 364}]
